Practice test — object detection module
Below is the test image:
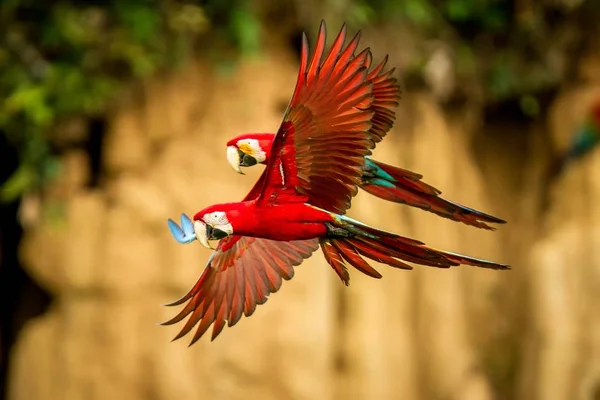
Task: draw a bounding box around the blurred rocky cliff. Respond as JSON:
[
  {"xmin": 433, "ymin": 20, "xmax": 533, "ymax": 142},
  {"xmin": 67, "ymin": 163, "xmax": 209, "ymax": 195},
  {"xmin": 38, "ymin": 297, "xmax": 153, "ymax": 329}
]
[
  {"xmin": 2, "ymin": 2, "xmax": 600, "ymax": 399},
  {"xmin": 2, "ymin": 36, "xmax": 599, "ymax": 399}
]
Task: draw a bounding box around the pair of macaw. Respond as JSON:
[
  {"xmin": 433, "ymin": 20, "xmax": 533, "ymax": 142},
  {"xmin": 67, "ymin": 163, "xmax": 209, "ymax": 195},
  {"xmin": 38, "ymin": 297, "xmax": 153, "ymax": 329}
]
[{"xmin": 165, "ymin": 21, "xmax": 508, "ymax": 345}]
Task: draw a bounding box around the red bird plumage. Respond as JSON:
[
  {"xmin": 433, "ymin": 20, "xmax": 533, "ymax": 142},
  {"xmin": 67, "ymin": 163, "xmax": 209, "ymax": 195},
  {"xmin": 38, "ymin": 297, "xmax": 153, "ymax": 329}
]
[
  {"xmin": 225, "ymin": 57, "xmax": 505, "ymax": 230},
  {"xmin": 227, "ymin": 132, "xmax": 505, "ymax": 229},
  {"xmin": 164, "ymin": 21, "xmax": 508, "ymax": 345}
]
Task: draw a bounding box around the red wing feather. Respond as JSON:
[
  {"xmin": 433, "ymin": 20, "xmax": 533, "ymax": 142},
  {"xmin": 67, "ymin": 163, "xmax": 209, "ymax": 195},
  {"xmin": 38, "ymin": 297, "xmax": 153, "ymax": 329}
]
[
  {"xmin": 162, "ymin": 236, "xmax": 319, "ymax": 344},
  {"xmin": 331, "ymin": 239, "xmax": 383, "ymax": 279},
  {"xmin": 164, "ymin": 22, "xmax": 404, "ymax": 344},
  {"xmin": 261, "ymin": 21, "xmax": 399, "ymax": 214},
  {"xmin": 319, "ymin": 238, "xmax": 350, "ymax": 285}
]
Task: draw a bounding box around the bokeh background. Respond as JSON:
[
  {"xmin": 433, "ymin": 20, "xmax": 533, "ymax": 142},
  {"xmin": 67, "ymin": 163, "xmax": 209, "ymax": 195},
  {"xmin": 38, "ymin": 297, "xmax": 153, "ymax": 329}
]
[{"xmin": 1, "ymin": 0, "xmax": 600, "ymax": 399}]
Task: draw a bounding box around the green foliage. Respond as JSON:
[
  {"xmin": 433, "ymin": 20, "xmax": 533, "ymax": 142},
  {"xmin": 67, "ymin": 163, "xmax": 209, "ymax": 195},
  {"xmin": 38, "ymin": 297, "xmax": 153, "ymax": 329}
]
[
  {"xmin": 0, "ymin": 0, "xmax": 261, "ymax": 202},
  {"xmin": 351, "ymin": 0, "xmax": 593, "ymax": 111},
  {"xmin": 1, "ymin": 0, "xmax": 596, "ymax": 201},
  {"xmin": 229, "ymin": 7, "xmax": 262, "ymax": 57},
  {"xmin": 442, "ymin": 0, "xmax": 509, "ymax": 31}
]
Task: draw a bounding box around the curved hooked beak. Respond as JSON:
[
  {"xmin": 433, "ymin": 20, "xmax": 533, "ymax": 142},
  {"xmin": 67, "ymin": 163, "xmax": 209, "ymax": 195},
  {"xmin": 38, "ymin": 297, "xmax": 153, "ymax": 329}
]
[
  {"xmin": 194, "ymin": 221, "xmax": 231, "ymax": 250},
  {"xmin": 227, "ymin": 146, "xmax": 244, "ymax": 175},
  {"xmin": 194, "ymin": 221, "xmax": 214, "ymax": 250}
]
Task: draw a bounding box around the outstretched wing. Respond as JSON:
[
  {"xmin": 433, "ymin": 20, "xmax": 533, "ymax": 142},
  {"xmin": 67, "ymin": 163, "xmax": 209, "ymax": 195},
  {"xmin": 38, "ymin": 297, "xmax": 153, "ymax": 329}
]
[
  {"xmin": 163, "ymin": 235, "xmax": 319, "ymax": 344},
  {"xmin": 365, "ymin": 54, "xmax": 401, "ymax": 144},
  {"xmin": 259, "ymin": 21, "xmax": 398, "ymax": 214},
  {"xmin": 164, "ymin": 168, "xmax": 319, "ymax": 345}
]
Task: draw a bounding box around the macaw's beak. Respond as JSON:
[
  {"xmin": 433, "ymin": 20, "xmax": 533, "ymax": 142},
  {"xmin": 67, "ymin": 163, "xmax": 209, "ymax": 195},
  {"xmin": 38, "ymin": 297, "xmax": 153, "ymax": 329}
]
[
  {"xmin": 194, "ymin": 221, "xmax": 229, "ymax": 249},
  {"xmin": 240, "ymin": 152, "xmax": 258, "ymax": 168},
  {"xmin": 211, "ymin": 226, "xmax": 229, "ymax": 240},
  {"xmin": 227, "ymin": 146, "xmax": 244, "ymax": 175},
  {"xmin": 227, "ymin": 145, "xmax": 258, "ymax": 174},
  {"xmin": 194, "ymin": 220, "xmax": 214, "ymax": 249}
]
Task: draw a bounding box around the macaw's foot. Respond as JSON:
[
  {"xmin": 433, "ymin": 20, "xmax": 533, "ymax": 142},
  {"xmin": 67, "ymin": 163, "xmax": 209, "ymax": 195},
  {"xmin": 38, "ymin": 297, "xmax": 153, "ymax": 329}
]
[{"xmin": 325, "ymin": 222, "xmax": 354, "ymax": 238}]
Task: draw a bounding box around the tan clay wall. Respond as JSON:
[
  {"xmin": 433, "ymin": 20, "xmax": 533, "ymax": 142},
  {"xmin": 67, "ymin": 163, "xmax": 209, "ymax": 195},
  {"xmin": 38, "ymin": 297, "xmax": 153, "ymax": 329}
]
[{"xmin": 6, "ymin": 41, "xmax": 600, "ymax": 400}]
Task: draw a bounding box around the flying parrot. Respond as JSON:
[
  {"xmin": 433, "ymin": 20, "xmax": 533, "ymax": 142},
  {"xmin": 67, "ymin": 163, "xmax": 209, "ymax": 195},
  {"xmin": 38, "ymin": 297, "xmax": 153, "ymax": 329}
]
[
  {"xmin": 226, "ymin": 133, "xmax": 505, "ymax": 230},
  {"xmin": 164, "ymin": 21, "xmax": 509, "ymax": 345},
  {"xmin": 549, "ymin": 98, "xmax": 600, "ymax": 179}
]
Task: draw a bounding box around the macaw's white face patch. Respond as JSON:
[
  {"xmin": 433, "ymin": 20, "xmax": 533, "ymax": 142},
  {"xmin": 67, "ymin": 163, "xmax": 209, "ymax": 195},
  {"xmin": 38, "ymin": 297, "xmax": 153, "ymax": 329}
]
[
  {"xmin": 203, "ymin": 211, "xmax": 229, "ymax": 227},
  {"xmin": 195, "ymin": 211, "xmax": 235, "ymax": 249},
  {"xmin": 237, "ymin": 138, "xmax": 267, "ymax": 163}
]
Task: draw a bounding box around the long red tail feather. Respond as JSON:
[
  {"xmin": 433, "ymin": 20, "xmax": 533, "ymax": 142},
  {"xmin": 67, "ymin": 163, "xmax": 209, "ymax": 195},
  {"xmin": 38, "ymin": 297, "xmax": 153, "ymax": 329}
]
[
  {"xmin": 363, "ymin": 159, "xmax": 506, "ymax": 230},
  {"xmin": 320, "ymin": 216, "xmax": 509, "ymax": 284}
]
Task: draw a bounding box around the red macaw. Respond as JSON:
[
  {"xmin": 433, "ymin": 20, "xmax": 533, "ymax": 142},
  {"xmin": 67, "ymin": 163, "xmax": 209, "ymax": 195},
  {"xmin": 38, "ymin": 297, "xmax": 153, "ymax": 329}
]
[
  {"xmin": 164, "ymin": 21, "xmax": 509, "ymax": 345},
  {"xmin": 226, "ymin": 132, "xmax": 505, "ymax": 230},
  {"xmin": 224, "ymin": 41, "xmax": 505, "ymax": 230}
]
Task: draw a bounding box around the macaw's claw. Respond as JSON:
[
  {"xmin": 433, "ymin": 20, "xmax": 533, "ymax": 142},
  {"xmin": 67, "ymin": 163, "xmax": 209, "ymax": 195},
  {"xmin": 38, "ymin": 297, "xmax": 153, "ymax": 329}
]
[{"xmin": 168, "ymin": 213, "xmax": 197, "ymax": 244}]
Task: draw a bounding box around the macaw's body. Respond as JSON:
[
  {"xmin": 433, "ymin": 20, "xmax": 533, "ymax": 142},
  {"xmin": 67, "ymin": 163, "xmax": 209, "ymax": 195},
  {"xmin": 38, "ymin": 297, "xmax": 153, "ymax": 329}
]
[
  {"xmin": 225, "ymin": 39, "xmax": 504, "ymax": 230},
  {"xmin": 164, "ymin": 21, "xmax": 508, "ymax": 345},
  {"xmin": 227, "ymin": 132, "xmax": 505, "ymax": 230},
  {"xmin": 193, "ymin": 200, "xmax": 503, "ymax": 268},
  {"xmin": 166, "ymin": 198, "xmax": 506, "ymax": 344}
]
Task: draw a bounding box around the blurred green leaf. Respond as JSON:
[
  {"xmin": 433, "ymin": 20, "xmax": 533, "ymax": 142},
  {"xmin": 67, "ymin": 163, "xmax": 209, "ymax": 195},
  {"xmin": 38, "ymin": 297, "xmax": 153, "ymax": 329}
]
[
  {"xmin": 229, "ymin": 7, "xmax": 261, "ymax": 56},
  {"xmin": 444, "ymin": 0, "xmax": 472, "ymax": 21},
  {"xmin": 349, "ymin": 1, "xmax": 377, "ymax": 26},
  {"xmin": 520, "ymin": 95, "xmax": 540, "ymax": 117},
  {"xmin": 488, "ymin": 57, "xmax": 515, "ymax": 100},
  {"xmin": 0, "ymin": 0, "xmax": 262, "ymax": 200},
  {"xmin": 5, "ymin": 84, "xmax": 52, "ymax": 127},
  {"xmin": 0, "ymin": 165, "xmax": 36, "ymax": 203},
  {"xmin": 168, "ymin": 3, "xmax": 209, "ymax": 34},
  {"xmin": 403, "ymin": 0, "xmax": 434, "ymax": 26},
  {"xmin": 114, "ymin": 2, "xmax": 160, "ymax": 44}
]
